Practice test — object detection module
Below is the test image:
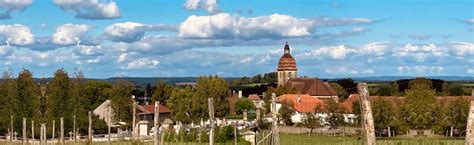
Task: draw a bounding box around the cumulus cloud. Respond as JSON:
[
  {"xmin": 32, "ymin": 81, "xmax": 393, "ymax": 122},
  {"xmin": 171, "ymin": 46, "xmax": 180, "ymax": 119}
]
[
  {"xmin": 52, "ymin": 24, "xmax": 93, "ymax": 45},
  {"xmin": 468, "ymin": 69, "xmax": 474, "ymax": 74},
  {"xmin": 183, "ymin": 0, "xmax": 220, "ymax": 14},
  {"xmin": 324, "ymin": 66, "xmax": 374, "ymax": 75},
  {"xmin": 53, "ymin": 0, "xmax": 120, "ymax": 19},
  {"xmin": 103, "ymin": 22, "xmax": 176, "ymax": 42},
  {"xmin": 0, "ymin": 0, "xmax": 33, "ymax": 19},
  {"xmin": 0, "ymin": 24, "xmax": 35, "ymax": 45},
  {"xmin": 398, "ymin": 66, "xmax": 444, "ymax": 74},
  {"xmin": 125, "ymin": 58, "xmax": 160, "ymax": 69},
  {"xmin": 447, "ymin": 42, "xmax": 474, "ymax": 58},
  {"xmin": 305, "ymin": 45, "xmax": 357, "ymax": 60},
  {"xmin": 178, "ymin": 13, "xmax": 373, "ymax": 40}
]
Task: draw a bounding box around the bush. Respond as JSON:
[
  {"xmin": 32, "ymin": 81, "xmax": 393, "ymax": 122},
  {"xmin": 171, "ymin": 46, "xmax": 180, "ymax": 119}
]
[{"xmin": 216, "ymin": 125, "xmax": 237, "ymax": 143}]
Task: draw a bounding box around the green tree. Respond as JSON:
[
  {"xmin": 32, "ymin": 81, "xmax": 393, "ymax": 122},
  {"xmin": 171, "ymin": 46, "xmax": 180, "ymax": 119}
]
[
  {"xmin": 278, "ymin": 102, "xmax": 294, "ymax": 125},
  {"xmin": 0, "ymin": 71, "xmax": 18, "ymax": 133},
  {"xmin": 448, "ymin": 86, "xmax": 466, "ymax": 96},
  {"xmin": 69, "ymin": 69, "xmax": 89, "ymax": 134},
  {"xmin": 167, "ymin": 87, "xmax": 193, "ymax": 123},
  {"xmin": 47, "ymin": 69, "xmax": 73, "ymax": 132},
  {"xmin": 110, "ymin": 80, "xmax": 133, "ymax": 122},
  {"xmin": 16, "ymin": 69, "xmax": 39, "ymax": 125},
  {"xmin": 376, "ymin": 86, "xmax": 395, "ymax": 96},
  {"xmin": 302, "ymin": 112, "xmax": 321, "ymax": 135},
  {"xmin": 444, "ymin": 97, "xmax": 469, "ymax": 136},
  {"xmin": 322, "ymin": 99, "xmax": 346, "ymax": 129},
  {"xmin": 152, "ymin": 80, "xmax": 172, "ymax": 103},
  {"xmin": 84, "ymin": 80, "xmax": 112, "ymax": 110},
  {"xmin": 192, "ymin": 76, "xmax": 229, "ymax": 118},
  {"xmin": 372, "ymin": 98, "xmax": 396, "ymax": 136},
  {"xmin": 330, "ymin": 83, "xmax": 349, "ymax": 99},
  {"xmin": 235, "ymin": 98, "xmax": 255, "ymax": 115},
  {"xmin": 401, "ymin": 78, "xmax": 440, "ymax": 129},
  {"xmin": 351, "ymin": 100, "xmax": 361, "ymax": 126}
]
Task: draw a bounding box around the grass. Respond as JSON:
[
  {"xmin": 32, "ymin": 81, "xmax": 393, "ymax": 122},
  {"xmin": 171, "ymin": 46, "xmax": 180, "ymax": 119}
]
[
  {"xmin": 1, "ymin": 135, "xmax": 465, "ymax": 145},
  {"xmin": 280, "ymin": 134, "xmax": 464, "ymax": 145}
]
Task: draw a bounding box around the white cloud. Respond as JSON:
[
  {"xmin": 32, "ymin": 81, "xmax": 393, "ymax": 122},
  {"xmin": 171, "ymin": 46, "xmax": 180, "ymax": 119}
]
[
  {"xmin": 0, "ymin": 24, "xmax": 35, "ymax": 45},
  {"xmin": 0, "ymin": 0, "xmax": 33, "ymax": 19},
  {"xmin": 468, "ymin": 69, "xmax": 474, "ymax": 74},
  {"xmin": 183, "ymin": 0, "xmax": 220, "ymax": 14},
  {"xmin": 52, "ymin": 24, "xmax": 93, "ymax": 45},
  {"xmin": 103, "ymin": 22, "xmax": 176, "ymax": 42},
  {"xmin": 398, "ymin": 66, "xmax": 444, "ymax": 74},
  {"xmin": 305, "ymin": 45, "xmax": 356, "ymax": 60},
  {"xmin": 53, "ymin": 0, "xmax": 120, "ymax": 19},
  {"xmin": 125, "ymin": 58, "xmax": 160, "ymax": 69},
  {"xmin": 178, "ymin": 13, "xmax": 372, "ymax": 39},
  {"xmin": 324, "ymin": 66, "xmax": 374, "ymax": 75},
  {"xmin": 448, "ymin": 42, "xmax": 474, "ymax": 58}
]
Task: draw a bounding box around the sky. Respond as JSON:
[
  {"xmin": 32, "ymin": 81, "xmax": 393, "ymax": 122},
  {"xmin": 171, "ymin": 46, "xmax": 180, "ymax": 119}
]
[{"xmin": 0, "ymin": 0, "xmax": 473, "ymax": 78}]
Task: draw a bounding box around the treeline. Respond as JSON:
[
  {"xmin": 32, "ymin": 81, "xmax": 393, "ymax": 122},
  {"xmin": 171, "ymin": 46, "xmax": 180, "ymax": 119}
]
[
  {"xmin": 230, "ymin": 72, "xmax": 277, "ymax": 86},
  {"xmin": 0, "ymin": 69, "xmax": 130, "ymax": 136}
]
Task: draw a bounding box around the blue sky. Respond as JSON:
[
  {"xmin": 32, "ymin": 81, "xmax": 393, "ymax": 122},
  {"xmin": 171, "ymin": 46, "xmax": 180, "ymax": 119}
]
[{"xmin": 0, "ymin": 0, "xmax": 473, "ymax": 78}]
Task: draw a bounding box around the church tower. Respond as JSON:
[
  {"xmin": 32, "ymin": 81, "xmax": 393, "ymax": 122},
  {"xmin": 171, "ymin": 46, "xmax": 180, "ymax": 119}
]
[{"xmin": 277, "ymin": 42, "xmax": 297, "ymax": 86}]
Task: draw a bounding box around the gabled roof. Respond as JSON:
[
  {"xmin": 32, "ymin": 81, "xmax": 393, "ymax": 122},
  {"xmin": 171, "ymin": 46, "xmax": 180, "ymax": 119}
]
[
  {"xmin": 286, "ymin": 78, "xmax": 338, "ymax": 96},
  {"xmin": 278, "ymin": 94, "xmax": 325, "ymax": 113},
  {"xmin": 137, "ymin": 104, "xmax": 171, "ymax": 115}
]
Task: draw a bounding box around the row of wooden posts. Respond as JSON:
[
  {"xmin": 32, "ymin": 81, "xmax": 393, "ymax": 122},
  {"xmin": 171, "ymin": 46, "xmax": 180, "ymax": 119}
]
[{"xmin": 6, "ymin": 93, "xmax": 285, "ymax": 145}]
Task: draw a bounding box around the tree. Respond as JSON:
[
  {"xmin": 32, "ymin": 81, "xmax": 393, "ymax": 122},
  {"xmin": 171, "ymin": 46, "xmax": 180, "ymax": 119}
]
[
  {"xmin": 0, "ymin": 71, "xmax": 18, "ymax": 133},
  {"xmin": 351, "ymin": 100, "xmax": 361, "ymax": 126},
  {"xmin": 235, "ymin": 98, "xmax": 255, "ymax": 115},
  {"xmin": 47, "ymin": 69, "xmax": 74, "ymax": 132},
  {"xmin": 70, "ymin": 69, "xmax": 89, "ymax": 134},
  {"xmin": 372, "ymin": 98, "xmax": 396, "ymax": 136},
  {"xmin": 152, "ymin": 80, "xmax": 172, "ymax": 103},
  {"xmin": 401, "ymin": 78, "xmax": 440, "ymax": 129},
  {"xmin": 334, "ymin": 78, "xmax": 357, "ymax": 94},
  {"xmin": 278, "ymin": 102, "xmax": 294, "ymax": 125},
  {"xmin": 322, "ymin": 99, "xmax": 346, "ymax": 129},
  {"xmin": 330, "ymin": 83, "xmax": 349, "ymax": 99},
  {"xmin": 167, "ymin": 87, "xmax": 193, "ymax": 123},
  {"xmin": 192, "ymin": 76, "xmax": 229, "ymax": 118},
  {"xmin": 376, "ymin": 86, "xmax": 395, "ymax": 96},
  {"xmin": 448, "ymin": 86, "xmax": 466, "ymax": 96},
  {"xmin": 444, "ymin": 97, "xmax": 469, "ymax": 136},
  {"xmin": 16, "ymin": 69, "xmax": 39, "ymax": 129},
  {"xmin": 110, "ymin": 80, "xmax": 133, "ymax": 122},
  {"xmin": 302, "ymin": 112, "xmax": 321, "ymax": 135}
]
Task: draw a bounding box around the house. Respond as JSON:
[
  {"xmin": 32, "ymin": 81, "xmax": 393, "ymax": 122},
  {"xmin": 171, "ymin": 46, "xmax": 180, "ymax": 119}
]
[
  {"xmin": 248, "ymin": 94, "xmax": 263, "ymax": 108},
  {"xmin": 273, "ymin": 94, "xmax": 326, "ymax": 123},
  {"xmin": 137, "ymin": 104, "xmax": 172, "ymax": 123},
  {"xmin": 285, "ymin": 78, "xmax": 339, "ymax": 102},
  {"xmin": 93, "ymin": 100, "xmax": 114, "ymax": 125}
]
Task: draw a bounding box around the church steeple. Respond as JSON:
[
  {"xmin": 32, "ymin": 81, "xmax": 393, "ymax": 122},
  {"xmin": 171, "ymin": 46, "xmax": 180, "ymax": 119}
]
[{"xmin": 277, "ymin": 42, "xmax": 297, "ymax": 86}]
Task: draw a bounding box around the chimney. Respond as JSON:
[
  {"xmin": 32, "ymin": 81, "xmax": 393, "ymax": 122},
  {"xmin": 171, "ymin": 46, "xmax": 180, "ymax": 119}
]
[
  {"xmin": 297, "ymin": 95, "xmax": 301, "ymax": 103},
  {"xmin": 238, "ymin": 90, "xmax": 242, "ymax": 99}
]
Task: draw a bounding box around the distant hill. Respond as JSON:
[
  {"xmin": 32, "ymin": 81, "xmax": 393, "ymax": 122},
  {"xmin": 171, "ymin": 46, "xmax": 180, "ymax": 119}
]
[{"xmin": 31, "ymin": 76, "xmax": 473, "ymax": 88}]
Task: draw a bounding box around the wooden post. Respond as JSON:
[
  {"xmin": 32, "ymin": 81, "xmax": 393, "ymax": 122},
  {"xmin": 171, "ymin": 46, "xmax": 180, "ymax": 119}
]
[
  {"xmin": 108, "ymin": 106, "xmax": 111, "ymax": 144},
  {"xmin": 132, "ymin": 101, "xmax": 137, "ymax": 141},
  {"xmin": 271, "ymin": 93, "xmax": 280, "ymax": 145},
  {"xmin": 357, "ymin": 83, "xmax": 376, "ymax": 145},
  {"xmin": 73, "ymin": 115, "xmax": 76, "ymax": 143},
  {"xmin": 154, "ymin": 101, "xmax": 160, "ymax": 145},
  {"xmin": 88, "ymin": 111, "xmax": 92, "ymax": 142},
  {"xmin": 22, "ymin": 118, "xmax": 26, "ymax": 145},
  {"xmin": 387, "ymin": 127, "xmax": 391, "ymax": 137},
  {"xmin": 10, "ymin": 115, "xmax": 13, "ymax": 143},
  {"xmin": 40, "ymin": 124, "xmax": 45, "ymax": 145},
  {"xmin": 60, "ymin": 117, "xmax": 64, "ymax": 145},
  {"xmin": 52, "ymin": 120, "xmax": 55, "ymax": 145},
  {"xmin": 31, "ymin": 120, "xmax": 35, "ymax": 145},
  {"xmin": 465, "ymin": 100, "xmax": 474, "ymax": 145},
  {"xmin": 233, "ymin": 123, "xmax": 237, "ymax": 145},
  {"xmin": 208, "ymin": 98, "xmax": 215, "ymax": 145}
]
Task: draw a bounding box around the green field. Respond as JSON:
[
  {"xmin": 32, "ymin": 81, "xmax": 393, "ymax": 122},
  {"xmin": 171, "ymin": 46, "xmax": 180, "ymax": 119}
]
[{"xmin": 280, "ymin": 134, "xmax": 464, "ymax": 145}]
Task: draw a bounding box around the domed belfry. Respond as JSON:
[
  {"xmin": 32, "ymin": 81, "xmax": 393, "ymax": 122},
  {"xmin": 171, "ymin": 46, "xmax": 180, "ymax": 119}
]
[{"xmin": 277, "ymin": 42, "xmax": 297, "ymax": 85}]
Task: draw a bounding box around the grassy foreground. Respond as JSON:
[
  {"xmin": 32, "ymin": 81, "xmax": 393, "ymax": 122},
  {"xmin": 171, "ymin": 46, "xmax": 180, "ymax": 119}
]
[
  {"xmin": 280, "ymin": 134, "xmax": 464, "ymax": 145},
  {"xmin": 0, "ymin": 134, "xmax": 465, "ymax": 145}
]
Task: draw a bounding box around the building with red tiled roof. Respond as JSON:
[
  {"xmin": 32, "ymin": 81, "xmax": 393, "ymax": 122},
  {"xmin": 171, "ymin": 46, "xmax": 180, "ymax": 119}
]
[
  {"xmin": 286, "ymin": 78, "xmax": 339, "ymax": 101},
  {"xmin": 137, "ymin": 104, "xmax": 172, "ymax": 123},
  {"xmin": 274, "ymin": 94, "xmax": 326, "ymax": 123}
]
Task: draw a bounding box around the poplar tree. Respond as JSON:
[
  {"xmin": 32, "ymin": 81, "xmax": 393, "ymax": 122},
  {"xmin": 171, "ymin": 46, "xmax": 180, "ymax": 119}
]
[
  {"xmin": 47, "ymin": 69, "xmax": 73, "ymax": 132},
  {"xmin": 110, "ymin": 80, "xmax": 133, "ymax": 122},
  {"xmin": 0, "ymin": 71, "xmax": 18, "ymax": 133},
  {"xmin": 152, "ymin": 80, "xmax": 172, "ymax": 103},
  {"xmin": 192, "ymin": 76, "xmax": 229, "ymax": 118}
]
